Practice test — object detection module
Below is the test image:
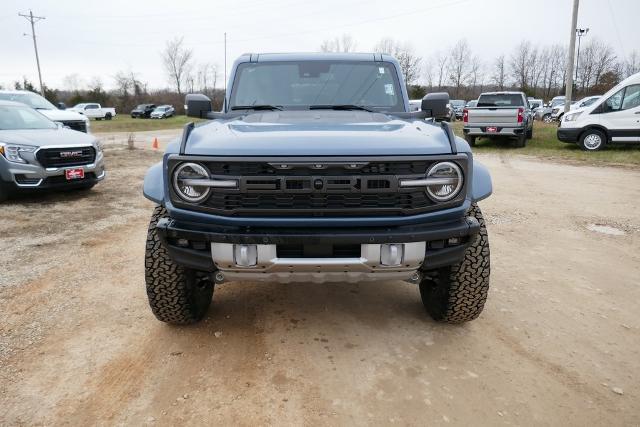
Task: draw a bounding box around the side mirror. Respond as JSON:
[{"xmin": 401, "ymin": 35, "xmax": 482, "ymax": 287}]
[
  {"xmin": 56, "ymin": 102, "xmax": 66, "ymax": 110},
  {"xmin": 421, "ymin": 92, "xmax": 450, "ymax": 120},
  {"xmin": 185, "ymin": 94, "xmax": 212, "ymax": 118}
]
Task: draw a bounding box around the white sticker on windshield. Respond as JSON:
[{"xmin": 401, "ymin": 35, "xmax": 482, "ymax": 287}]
[
  {"xmin": 379, "ymin": 67, "xmax": 385, "ymax": 74},
  {"xmin": 384, "ymin": 84, "xmax": 394, "ymax": 95}
]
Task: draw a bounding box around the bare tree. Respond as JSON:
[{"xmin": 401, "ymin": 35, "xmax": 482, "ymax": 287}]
[
  {"xmin": 590, "ymin": 40, "xmax": 617, "ymax": 87},
  {"xmin": 423, "ymin": 58, "xmax": 434, "ymax": 89},
  {"xmin": 510, "ymin": 40, "xmax": 533, "ymax": 91},
  {"xmin": 468, "ymin": 55, "xmax": 483, "ymax": 91},
  {"xmin": 62, "ymin": 74, "xmax": 85, "ymax": 92},
  {"xmin": 447, "ymin": 39, "xmax": 471, "ymax": 96},
  {"xmin": 434, "ymin": 51, "xmax": 448, "ymax": 89},
  {"xmin": 320, "ymin": 34, "xmax": 357, "ymax": 53},
  {"xmin": 623, "ymin": 50, "xmax": 639, "ymax": 78},
  {"xmin": 492, "ymin": 55, "xmax": 506, "ymax": 90},
  {"xmin": 373, "ymin": 38, "xmax": 422, "ymax": 85},
  {"xmin": 162, "ymin": 37, "xmax": 194, "ymax": 96}
]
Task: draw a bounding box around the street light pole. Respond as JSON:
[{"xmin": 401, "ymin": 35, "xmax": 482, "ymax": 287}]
[
  {"xmin": 19, "ymin": 10, "xmax": 46, "ymax": 96},
  {"xmin": 575, "ymin": 28, "xmax": 589, "ymax": 82}
]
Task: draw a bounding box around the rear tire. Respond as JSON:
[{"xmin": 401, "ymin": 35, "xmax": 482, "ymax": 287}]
[
  {"xmin": 465, "ymin": 135, "xmax": 476, "ymax": 147},
  {"xmin": 105, "ymin": 113, "xmax": 112, "ymax": 120},
  {"xmin": 145, "ymin": 206, "xmax": 214, "ymax": 324},
  {"xmin": 514, "ymin": 134, "xmax": 526, "ymax": 148},
  {"xmin": 419, "ymin": 204, "xmax": 490, "ymax": 323},
  {"xmin": 526, "ymin": 127, "xmax": 533, "ymax": 139},
  {"xmin": 579, "ymin": 129, "xmax": 606, "ymax": 151}
]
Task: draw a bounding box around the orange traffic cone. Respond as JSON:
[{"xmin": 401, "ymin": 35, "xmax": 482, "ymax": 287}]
[{"xmin": 152, "ymin": 137, "xmax": 159, "ymax": 150}]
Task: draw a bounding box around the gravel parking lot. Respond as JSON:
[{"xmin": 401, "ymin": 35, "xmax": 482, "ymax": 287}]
[{"xmin": 1, "ymin": 133, "xmax": 639, "ymax": 425}]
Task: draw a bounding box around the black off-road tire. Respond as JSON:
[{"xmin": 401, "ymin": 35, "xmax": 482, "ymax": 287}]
[
  {"xmin": 419, "ymin": 204, "xmax": 490, "ymax": 323},
  {"xmin": 514, "ymin": 133, "xmax": 526, "ymax": 148},
  {"xmin": 526, "ymin": 127, "xmax": 533, "ymax": 139},
  {"xmin": 145, "ymin": 206, "xmax": 214, "ymax": 324},
  {"xmin": 465, "ymin": 135, "xmax": 476, "ymax": 146},
  {"xmin": 105, "ymin": 113, "xmax": 112, "ymax": 120}
]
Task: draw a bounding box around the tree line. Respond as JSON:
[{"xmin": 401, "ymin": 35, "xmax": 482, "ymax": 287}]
[
  {"xmin": 321, "ymin": 34, "xmax": 640, "ymax": 101},
  {"xmin": 4, "ymin": 35, "xmax": 639, "ymax": 113}
]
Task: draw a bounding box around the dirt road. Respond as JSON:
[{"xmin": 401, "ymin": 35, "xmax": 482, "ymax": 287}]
[{"xmin": 1, "ymin": 140, "xmax": 639, "ymax": 426}]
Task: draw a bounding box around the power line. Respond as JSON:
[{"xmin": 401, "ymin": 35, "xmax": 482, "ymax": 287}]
[{"xmin": 18, "ymin": 10, "xmax": 46, "ymax": 96}]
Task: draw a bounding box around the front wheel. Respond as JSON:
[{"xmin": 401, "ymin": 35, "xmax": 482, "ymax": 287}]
[
  {"xmin": 419, "ymin": 204, "xmax": 490, "ymax": 323},
  {"xmin": 579, "ymin": 129, "xmax": 606, "ymax": 151},
  {"xmin": 543, "ymin": 114, "xmax": 552, "ymax": 123},
  {"xmin": 145, "ymin": 206, "xmax": 214, "ymax": 324}
]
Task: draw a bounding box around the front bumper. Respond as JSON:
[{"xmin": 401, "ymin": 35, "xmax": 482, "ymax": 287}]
[
  {"xmin": 557, "ymin": 127, "xmax": 582, "ymax": 143},
  {"xmin": 154, "ymin": 215, "xmax": 480, "ymax": 280},
  {"xmin": 0, "ymin": 152, "xmax": 106, "ymax": 190}
]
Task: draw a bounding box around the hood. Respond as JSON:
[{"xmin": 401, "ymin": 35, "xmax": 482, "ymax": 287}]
[
  {"xmin": 0, "ymin": 128, "xmax": 96, "ymax": 147},
  {"xmin": 40, "ymin": 109, "xmax": 88, "ymax": 122},
  {"xmin": 182, "ymin": 111, "xmax": 454, "ymax": 156}
]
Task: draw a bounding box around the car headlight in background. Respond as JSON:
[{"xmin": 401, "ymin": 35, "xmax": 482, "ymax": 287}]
[
  {"xmin": 564, "ymin": 112, "xmax": 582, "ymax": 122},
  {"xmin": 0, "ymin": 142, "xmax": 36, "ymax": 164},
  {"xmin": 172, "ymin": 162, "xmax": 212, "ymax": 203},
  {"xmin": 399, "ymin": 161, "xmax": 464, "ymax": 202}
]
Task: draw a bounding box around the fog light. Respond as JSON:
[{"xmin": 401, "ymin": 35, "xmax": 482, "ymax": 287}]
[
  {"xmin": 234, "ymin": 244, "xmax": 257, "ymax": 267},
  {"xmin": 380, "ymin": 244, "xmax": 404, "ymax": 266},
  {"xmin": 176, "ymin": 238, "xmax": 189, "ymax": 248}
]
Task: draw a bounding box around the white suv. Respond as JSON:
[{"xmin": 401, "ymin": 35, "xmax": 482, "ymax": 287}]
[
  {"xmin": 0, "ymin": 90, "xmax": 91, "ymax": 133},
  {"xmin": 558, "ymin": 72, "xmax": 640, "ymax": 151}
]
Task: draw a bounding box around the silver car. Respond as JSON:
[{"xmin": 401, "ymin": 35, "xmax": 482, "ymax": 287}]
[{"xmin": 0, "ymin": 100, "xmax": 105, "ymax": 202}]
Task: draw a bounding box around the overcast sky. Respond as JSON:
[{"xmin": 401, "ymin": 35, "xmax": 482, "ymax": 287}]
[{"xmin": 1, "ymin": 0, "xmax": 638, "ymax": 91}]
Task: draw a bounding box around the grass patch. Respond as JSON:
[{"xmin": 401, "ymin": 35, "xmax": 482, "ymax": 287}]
[
  {"xmin": 451, "ymin": 121, "xmax": 640, "ymax": 166},
  {"xmin": 91, "ymin": 115, "xmax": 205, "ymax": 133}
]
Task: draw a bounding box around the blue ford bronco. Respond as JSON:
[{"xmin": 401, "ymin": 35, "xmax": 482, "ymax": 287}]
[{"xmin": 143, "ymin": 53, "xmax": 492, "ymax": 325}]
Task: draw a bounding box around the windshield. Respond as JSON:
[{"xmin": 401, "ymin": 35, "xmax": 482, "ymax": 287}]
[
  {"xmin": 155, "ymin": 107, "xmax": 166, "ymax": 111},
  {"xmin": 229, "ymin": 61, "xmax": 404, "ymax": 111},
  {"xmin": 0, "ymin": 92, "xmax": 56, "ymax": 110},
  {"xmin": 136, "ymin": 104, "xmax": 147, "ymax": 109},
  {"xmin": 0, "ymin": 104, "xmax": 57, "ymax": 130},
  {"xmin": 477, "ymin": 94, "xmax": 524, "ymax": 107},
  {"xmin": 451, "ymin": 100, "xmax": 465, "ymax": 107},
  {"xmin": 551, "ymin": 98, "xmax": 565, "ymax": 107}
]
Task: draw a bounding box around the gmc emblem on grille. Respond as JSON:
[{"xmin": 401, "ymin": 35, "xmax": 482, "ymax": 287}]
[{"xmin": 59, "ymin": 150, "xmax": 84, "ymax": 158}]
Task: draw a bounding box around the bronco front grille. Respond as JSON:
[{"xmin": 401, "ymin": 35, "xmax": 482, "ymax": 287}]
[
  {"xmin": 169, "ymin": 156, "xmax": 468, "ymax": 217},
  {"xmin": 36, "ymin": 146, "xmax": 95, "ymax": 168}
]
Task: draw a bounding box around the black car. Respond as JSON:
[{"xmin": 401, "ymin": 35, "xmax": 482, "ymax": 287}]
[{"xmin": 130, "ymin": 104, "xmax": 156, "ymax": 118}]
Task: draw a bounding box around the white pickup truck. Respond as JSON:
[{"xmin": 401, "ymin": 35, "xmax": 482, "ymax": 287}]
[
  {"xmin": 462, "ymin": 91, "xmax": 534, "ymax": 148},
  {"xmin": 68, "ymin": 103, "xmax": 116, "ymax": 120}
]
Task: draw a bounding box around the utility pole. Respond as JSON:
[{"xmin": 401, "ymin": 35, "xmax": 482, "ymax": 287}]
[
  {"xmin": 564, "ymin": 0, "xmax": 579, "ymax": 114},
  {"xmin": 575, "ymin": 28, "xmax": 589, "ymax": 81},
  {"xmin": 19, "ymin": 10, "xmax": 46, "ymax": 96}
]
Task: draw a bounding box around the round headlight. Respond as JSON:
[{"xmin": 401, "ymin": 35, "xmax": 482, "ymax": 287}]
[
  {"xmin": 425, "ymin": 161, "xmax": 463, "ymax": 202},
  {"xmin": 173, "ymin": 162, "xmax": 211, "ymax": 203}
]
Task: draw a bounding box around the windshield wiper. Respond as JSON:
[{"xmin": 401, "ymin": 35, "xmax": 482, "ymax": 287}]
[
  {"xmin": 231, "ymin": 105, "xmax": 282, "ymax": 111},
  {"xmin": 309, "ymin": 104, "xmax": 374, "ymax": 112}
]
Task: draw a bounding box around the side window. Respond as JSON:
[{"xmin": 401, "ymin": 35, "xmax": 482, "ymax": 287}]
[
  {"xmin": 602, "ymin": 85, "xmax": 640, "ymax": 113},
  {"xmin": 621, "ymin": 85, "xmax": 640, "ymax": 110},
  {"xmin": 86, "ymin": 104, "xmax": 98, "ymax": 110},
  {"xmin": 603, "ymin": 88, "xmax": 624, "ymax": 112}
]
